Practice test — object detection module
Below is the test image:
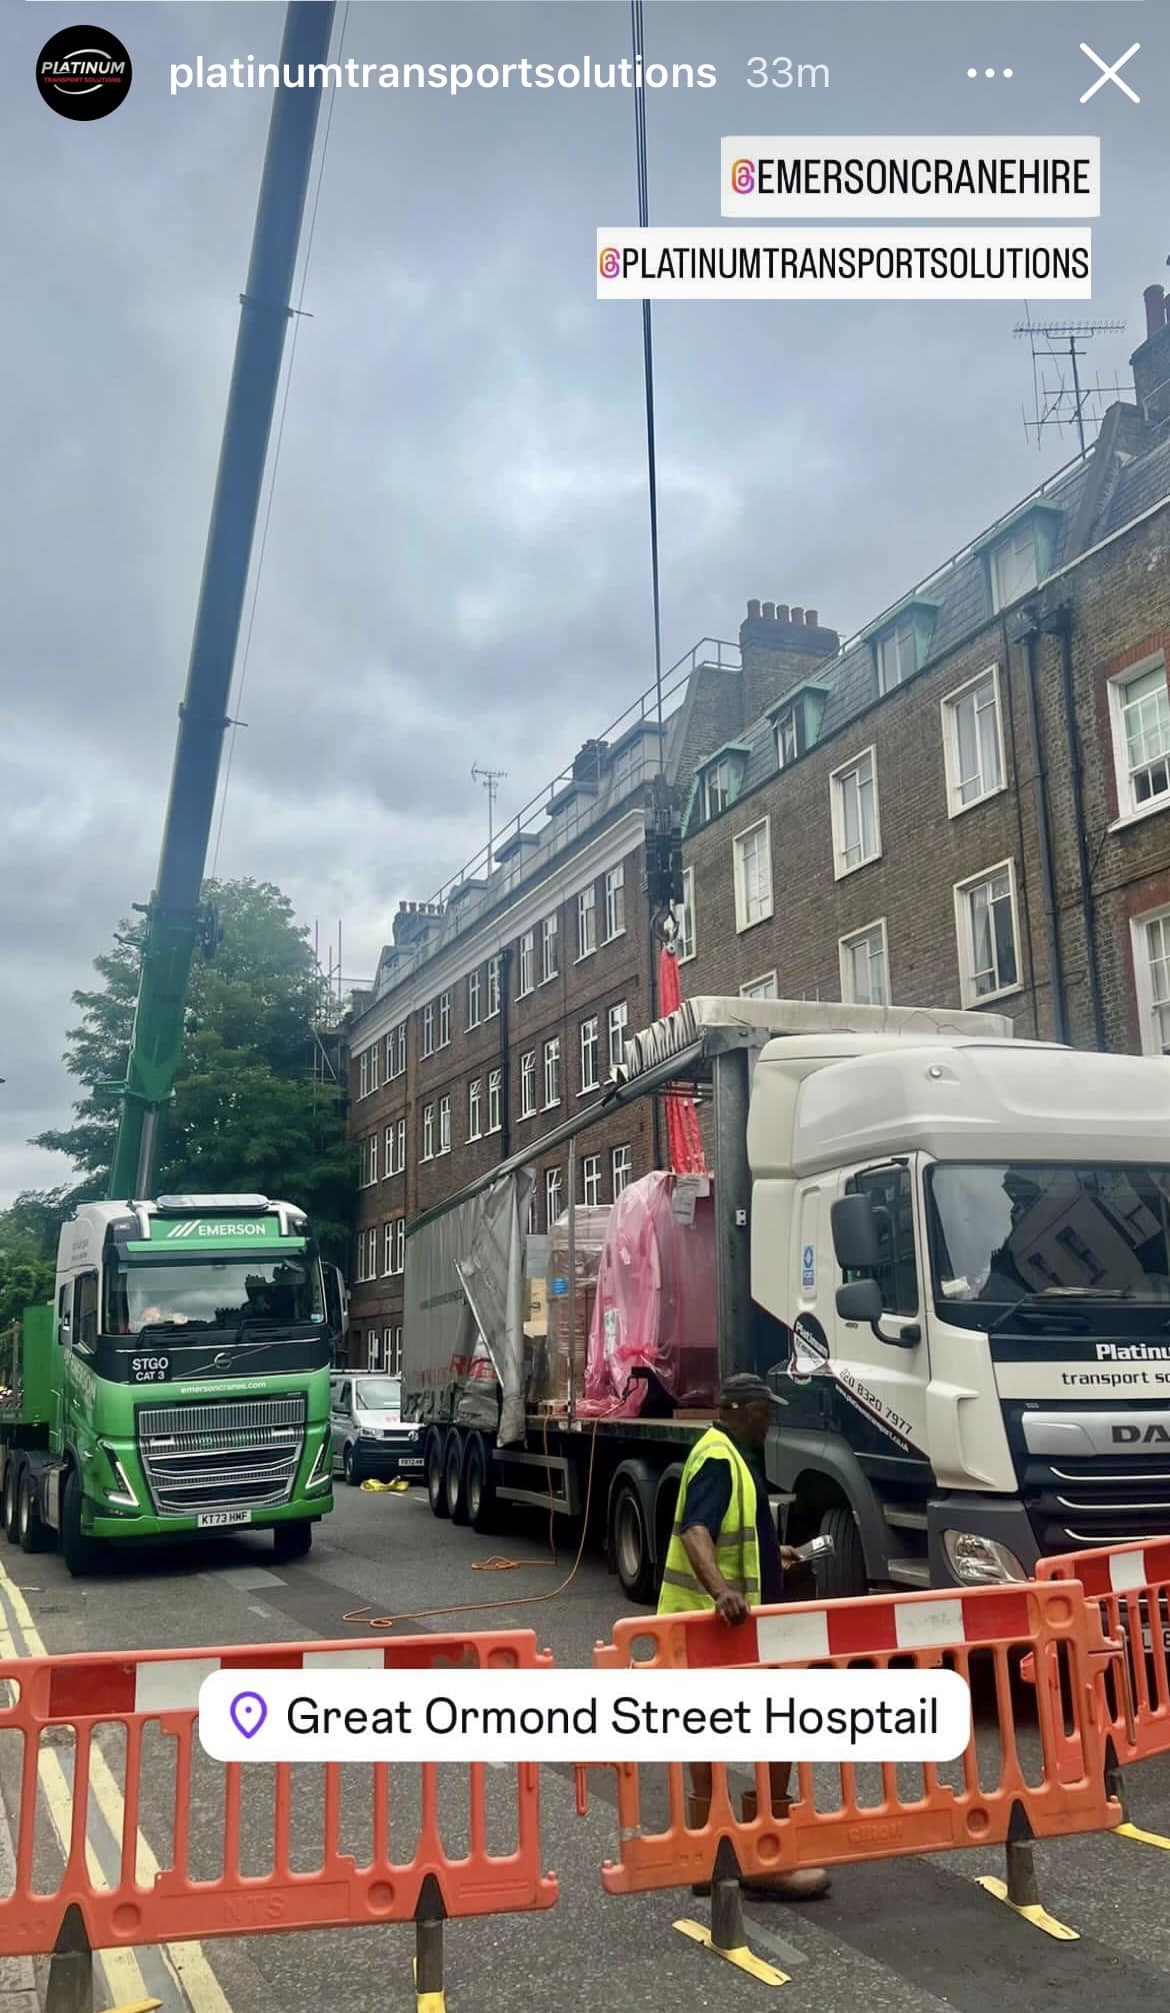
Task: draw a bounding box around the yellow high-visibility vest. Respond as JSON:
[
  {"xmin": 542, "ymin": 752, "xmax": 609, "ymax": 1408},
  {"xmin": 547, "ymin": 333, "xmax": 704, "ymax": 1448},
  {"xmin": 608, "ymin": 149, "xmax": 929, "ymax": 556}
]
[{"xmin": 657, "ymin": 1426, "xmax": 762, "ymax": 1616}]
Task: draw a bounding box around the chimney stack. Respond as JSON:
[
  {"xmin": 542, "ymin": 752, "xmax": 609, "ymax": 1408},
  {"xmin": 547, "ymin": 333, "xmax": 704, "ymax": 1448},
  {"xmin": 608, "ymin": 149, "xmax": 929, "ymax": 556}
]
[
  {"xmin": 1132, "ymin": 279, "xmax": 1170, "ymax": 427},
  {"xmin": 738, "ymin": 595, "xmax": 840, "ymax": 723},
  {"xmin": 1145, "ymin": 285, "xmax": 1167, "ymax": 339}
]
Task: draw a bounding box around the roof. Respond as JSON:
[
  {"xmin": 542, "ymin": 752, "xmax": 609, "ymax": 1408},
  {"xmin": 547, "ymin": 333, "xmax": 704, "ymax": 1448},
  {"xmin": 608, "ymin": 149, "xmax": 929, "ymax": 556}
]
[{"xmin": 684, "ymin": 418, "xmax": 1170, "ymax": 837}]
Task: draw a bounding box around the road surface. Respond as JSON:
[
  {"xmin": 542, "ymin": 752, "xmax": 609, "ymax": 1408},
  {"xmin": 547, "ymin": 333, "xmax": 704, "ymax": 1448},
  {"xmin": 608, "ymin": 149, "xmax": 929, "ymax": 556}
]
[{"xmin": 1, "ymin": 1484, "xmax": 1167, "ymax": 2013}]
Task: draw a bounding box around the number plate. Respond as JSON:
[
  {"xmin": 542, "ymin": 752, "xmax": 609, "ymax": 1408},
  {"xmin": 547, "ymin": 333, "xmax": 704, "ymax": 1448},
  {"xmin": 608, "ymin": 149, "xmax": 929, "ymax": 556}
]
[
  {"xmin": 131, "ymin": 1356, "xmax": 171, "ymax": 1383},
  {"xmin": 400, "ymin": 1456, "xmax": 424, "ymax": 1471},
  {"xmin": 197, "ymin": 1509, "xmax": 251, "ymax": 1529}
]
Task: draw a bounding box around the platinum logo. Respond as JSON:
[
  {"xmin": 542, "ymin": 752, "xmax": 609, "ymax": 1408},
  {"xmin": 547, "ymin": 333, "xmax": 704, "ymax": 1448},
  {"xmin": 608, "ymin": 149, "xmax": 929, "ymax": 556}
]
[{"xmin": 1096, "ymin": 1343, "xmax": 1170, "ymax": 1362}]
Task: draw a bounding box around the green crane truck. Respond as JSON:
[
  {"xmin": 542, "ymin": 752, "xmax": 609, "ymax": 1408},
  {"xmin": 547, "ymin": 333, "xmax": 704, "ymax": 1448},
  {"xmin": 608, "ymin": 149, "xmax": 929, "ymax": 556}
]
[
  {"xmin": 0, "ymin": 1194, "xmax": 335, "ymax": 1575},
  {"xmin": 0, "ymin": 4, "xmax": 345, "ymax": 1578}
]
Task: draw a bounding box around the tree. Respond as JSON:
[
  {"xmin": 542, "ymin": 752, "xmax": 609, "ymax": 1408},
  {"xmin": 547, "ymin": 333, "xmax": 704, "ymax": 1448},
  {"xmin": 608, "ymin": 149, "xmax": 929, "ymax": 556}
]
[{"xmin": 34, "ymin": 880, "xmax": 355, "ymax": 1265}]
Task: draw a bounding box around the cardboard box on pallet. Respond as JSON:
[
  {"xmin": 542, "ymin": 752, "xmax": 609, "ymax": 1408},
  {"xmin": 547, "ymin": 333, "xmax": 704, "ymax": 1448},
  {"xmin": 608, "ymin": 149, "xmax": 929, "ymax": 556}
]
[{"xmin": 529, "ymin": 1207, "xmax": 610, "ymax": 1408}]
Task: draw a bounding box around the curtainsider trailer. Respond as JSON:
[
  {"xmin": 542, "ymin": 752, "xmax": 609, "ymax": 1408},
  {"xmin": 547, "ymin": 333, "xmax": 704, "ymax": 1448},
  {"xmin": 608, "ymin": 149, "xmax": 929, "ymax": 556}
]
[{"xmin": 406, "ymin": 993, "xmax": 1170, "ymax": 1603}]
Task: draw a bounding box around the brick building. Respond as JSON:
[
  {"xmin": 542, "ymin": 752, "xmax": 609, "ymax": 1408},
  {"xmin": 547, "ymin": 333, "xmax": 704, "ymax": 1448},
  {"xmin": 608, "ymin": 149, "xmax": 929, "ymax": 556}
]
[
  {"xmin": 343, "ymin": 278, "xmax": 1170, "ymax": 1370},
  {"xmin": 680, "ymin": 282, "xmax": 1170, "ymax": 1062}
]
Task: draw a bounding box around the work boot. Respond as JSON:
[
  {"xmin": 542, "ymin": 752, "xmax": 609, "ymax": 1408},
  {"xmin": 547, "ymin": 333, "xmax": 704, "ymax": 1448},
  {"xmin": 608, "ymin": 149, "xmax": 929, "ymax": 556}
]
[{"xmin": 738, "ymin": 1788, "xmax": 831, "ymax": 1902}]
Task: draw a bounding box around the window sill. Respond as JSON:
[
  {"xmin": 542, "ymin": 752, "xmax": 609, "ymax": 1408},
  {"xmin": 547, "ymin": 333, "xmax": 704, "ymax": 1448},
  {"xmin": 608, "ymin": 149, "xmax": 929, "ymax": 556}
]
[
  {"xmin": 960, "ymin": 981, "xmax": 1024, "ymax": 1009},
  {"xmin": 832, "ymin": 853, "xmax": 881, "ymax": 883},
  {"xmin": 487, "ymin": 1123, "xmax": 502, "ymax": 1135},
  {"xmin": 578, "ymin": 1083, "xmax": 600, "ymax": 1099},
  {"xmin": 575, "ymin": 950, "xmax": 596, "ymax": 965},
  {"xmin": 517, "ymin": 985, "xmax": 534, "ymax": 1001},
  {"xmin": 520, "ymin": 1108, "xmax": 537, "ymax": 1122},
  {"xmin": 947, "ymin": 782, "xmax": 1007, "ymax": 821},
  {"xmin": 467, "ymin": 1132, "xmax": 482, "ymax": 1145},
  {"xmin": 543, "ymin": 1101, "xmax": 561, "ymax": 1113},
  {"xmin": 1109, "ymin": 799, "xmax": 1170, "ymax": 835},
  {"xmin": 602, "ymin": 928, "xmax": 627, "ymax": 946},
  {"xmin": 539, "ymin": 974, "xmax": 559, "ymax": 988},
  {"xmin": 734, "ymin": 910, "xmax": 774, "ymax": 935},
  {"xmin": 678, "ymin": 950, "xmax": 696, "ymax": 966},
  {"xmin": 466, "ymin": 1023, "xmax": 483, "ymax": 1035}
]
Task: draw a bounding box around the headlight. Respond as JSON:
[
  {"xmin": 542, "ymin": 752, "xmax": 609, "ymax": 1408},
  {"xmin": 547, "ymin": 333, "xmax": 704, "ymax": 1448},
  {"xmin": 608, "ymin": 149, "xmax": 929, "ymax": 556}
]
[
  {"xmin": 98, "ymin": 1442, "xmax": 139, "ymax": 1510},
  {"xmin": 943, "ymin": 1531, "xmax": 1027, "ymax": 1586},
  {"xmin": 306, "ymin": 1435, "xmax": 332, "ymax": 1490}
]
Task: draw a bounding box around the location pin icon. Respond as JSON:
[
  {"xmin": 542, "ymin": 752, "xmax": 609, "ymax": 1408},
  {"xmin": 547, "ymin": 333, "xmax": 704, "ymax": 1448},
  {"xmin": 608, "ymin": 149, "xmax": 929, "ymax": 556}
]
[{"xmin": 230, "ymin": 1690, "xmax": 267, "ymax": 1740}]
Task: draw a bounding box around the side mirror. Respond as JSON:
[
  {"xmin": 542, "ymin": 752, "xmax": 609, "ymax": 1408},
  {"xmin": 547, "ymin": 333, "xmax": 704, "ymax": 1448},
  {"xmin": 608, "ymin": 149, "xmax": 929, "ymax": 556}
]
[
  {"xmin": 831, "ymin": 1194, "xmax": 880, "ymax": 1272},
  {"xmin": 323, "ymin": 1264, "xmax": 347, "ymax": 1340},
  {"xmin": 836, "ymin": 1277, "xmax": 882, "ymax": 1324},
  {"xmin": 835, "ymin": 1265, "xmax": 921, "ymax": 1350}
]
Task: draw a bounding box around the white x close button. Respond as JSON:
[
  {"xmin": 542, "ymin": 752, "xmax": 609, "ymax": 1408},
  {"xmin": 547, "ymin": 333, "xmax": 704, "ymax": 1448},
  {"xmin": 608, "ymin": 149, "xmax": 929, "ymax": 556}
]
[{"xmin": 1080, "ymin": 41, "xmax": 1141, "ymax": 105}]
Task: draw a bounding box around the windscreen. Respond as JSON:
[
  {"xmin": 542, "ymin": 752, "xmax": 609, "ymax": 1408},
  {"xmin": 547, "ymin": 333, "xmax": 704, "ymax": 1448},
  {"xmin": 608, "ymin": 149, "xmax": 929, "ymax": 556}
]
[
  {"xmin": 104, "ymin": 1253, "xmax": 325, "ymax": 1335},
  {"xmin": 926, "ymin": 1164, "xmax": 1170, "ymax": 1326},
  {"xmin": 355, "ymin": 1377, "xmax": 402, "ymax": 1411}
]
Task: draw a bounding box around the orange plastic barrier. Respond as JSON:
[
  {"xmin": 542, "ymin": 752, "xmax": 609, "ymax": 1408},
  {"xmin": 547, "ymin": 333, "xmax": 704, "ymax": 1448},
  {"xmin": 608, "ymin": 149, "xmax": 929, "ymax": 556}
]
[
  {"xmin": 0, "ymin": 1629, "xmax": 557, "ymax": 1959},
  {"xmin": 1037, "ymin": 1539, "xmax": 1170, "ymax": 1766},
  {"xmin": 580, "ymin": 1583, "xmax": 1124, "ymax": 1895}
]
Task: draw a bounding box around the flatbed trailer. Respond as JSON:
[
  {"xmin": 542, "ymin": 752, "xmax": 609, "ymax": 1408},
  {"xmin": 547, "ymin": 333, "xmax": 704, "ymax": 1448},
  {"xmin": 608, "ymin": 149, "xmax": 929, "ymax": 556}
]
[{"xmin": 404, "ymin": 993, "xmax": 1010, "ymax": 1603}]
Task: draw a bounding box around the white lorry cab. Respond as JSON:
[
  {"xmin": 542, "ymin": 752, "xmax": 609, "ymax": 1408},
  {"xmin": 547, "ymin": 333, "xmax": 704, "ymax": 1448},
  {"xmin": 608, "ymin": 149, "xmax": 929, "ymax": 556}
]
[{"xmin": 753, "ymin": 1029, "xmax": 1170, "ymax": 1594}]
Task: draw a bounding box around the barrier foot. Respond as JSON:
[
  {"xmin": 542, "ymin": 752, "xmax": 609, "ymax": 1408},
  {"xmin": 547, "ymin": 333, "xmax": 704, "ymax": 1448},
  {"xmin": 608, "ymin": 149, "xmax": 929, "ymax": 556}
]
[
  {"xmin": 413, "ymin": 1873, "xmax": 447, "ymax": 2013},
  {"xmin": 672, "ymin": 1844, "xmax": 789, "ymax": 1987},
  {"xmin": 45, "ymin": 1904, "xmax": 94, "ymax": 2013},
  {"xmin": 976, "ymin": 1840, "xmax": 1078, "ymax": 1942}
]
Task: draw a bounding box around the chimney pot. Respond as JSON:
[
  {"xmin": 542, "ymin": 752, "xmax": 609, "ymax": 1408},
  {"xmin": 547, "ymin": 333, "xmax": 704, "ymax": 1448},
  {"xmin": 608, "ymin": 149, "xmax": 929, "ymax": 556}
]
[
  {"xmin": 776, "ymin": 604, "xmax": 789, "ymax": 624},
  {"xmin": 1144, "ymin": 284, "xmax": 1167, "ymax": 339},
  {"xmin": 746, "ymin": 598, "xmax": 761, "ymax": 621},
  {"xmin": 762, "ymin": 601, "xmax": 776, "ymax": 620},
  {"xmin": 805, "ymin": 608, "xmax": 818, "ymax": 627},
  {"xmin": 791, "ymin": 607, "xmax": 804, "ymax": 625}
]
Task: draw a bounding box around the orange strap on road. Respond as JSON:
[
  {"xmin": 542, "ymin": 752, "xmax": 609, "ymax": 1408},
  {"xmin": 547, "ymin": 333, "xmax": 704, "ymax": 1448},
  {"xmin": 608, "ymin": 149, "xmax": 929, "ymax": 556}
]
[
  {"xmin": 0, "ymin": 1629, "xmax": 558, "ymax": 1961},
  {"xmin": 580, "ymin": 1582, "xmax": 1124, "ymax": 1895},
  {"xmin": 1037, "ymin": 1540, "xmax": 1170, "ymax": 1767}
]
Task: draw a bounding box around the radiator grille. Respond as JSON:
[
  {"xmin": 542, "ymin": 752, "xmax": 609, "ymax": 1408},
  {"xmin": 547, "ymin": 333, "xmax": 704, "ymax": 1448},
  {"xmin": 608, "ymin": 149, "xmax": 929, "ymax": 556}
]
[{"xmin": 136, "ymin": 1395, "xmax": 307, "ymax": 1515}]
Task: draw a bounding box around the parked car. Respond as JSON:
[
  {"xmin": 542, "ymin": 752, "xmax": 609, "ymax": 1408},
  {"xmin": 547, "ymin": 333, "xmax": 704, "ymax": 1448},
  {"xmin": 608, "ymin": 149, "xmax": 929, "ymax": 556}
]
[{"xmin": 329, "ymin": 1372, "xmax": 424, "ymax": 1486}]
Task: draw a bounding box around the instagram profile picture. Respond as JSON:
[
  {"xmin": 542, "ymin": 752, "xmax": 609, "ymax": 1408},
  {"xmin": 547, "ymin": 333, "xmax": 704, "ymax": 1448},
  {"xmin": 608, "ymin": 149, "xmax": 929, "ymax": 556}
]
[{"xmin": 37, "ymin": 25, "xmax": 132, "ymax": 120}]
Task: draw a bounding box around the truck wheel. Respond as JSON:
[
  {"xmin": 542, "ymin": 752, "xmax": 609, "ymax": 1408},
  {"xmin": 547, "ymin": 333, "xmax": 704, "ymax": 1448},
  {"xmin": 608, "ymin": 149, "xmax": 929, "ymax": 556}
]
[
  {"xmin": 273, "ymin": 1522, "xmax": 313, "ymax": 1563},
  {"xmin": 464, "ymin": 1434, "xmax": 497, "ymax": 1535},
  {"xmin": 814, "ymin": 1504, "xmax": 868, "ymax": 1600},
  {"xmin": 18, "ymin": 1472, "xmax": 49, "ymax": 1555},
  {"xmin": 2, "ymin": 1462, "xmax": 21, "ymax": 1546},
  {"xmin": 61, "ymin": 1468, "xmax": 103, "ymax": 1580},
  {"xmin": 445, "ymin": 1432, "xmax": 469, "ymax": 1524},
  {"xmin": 611, "ymin": 1479, "xmax": 656, "ymax": 1606},
  {"xmin": 425, "ymin": 1431, "xmax": 450, "ymax": 1518}
]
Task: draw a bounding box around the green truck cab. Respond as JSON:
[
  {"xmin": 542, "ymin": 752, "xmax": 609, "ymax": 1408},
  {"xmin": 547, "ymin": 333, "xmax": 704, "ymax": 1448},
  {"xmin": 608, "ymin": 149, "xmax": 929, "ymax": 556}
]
[{"xmin": 0, "ymin": 1193, "xmax": 335, "ymax": 1576}]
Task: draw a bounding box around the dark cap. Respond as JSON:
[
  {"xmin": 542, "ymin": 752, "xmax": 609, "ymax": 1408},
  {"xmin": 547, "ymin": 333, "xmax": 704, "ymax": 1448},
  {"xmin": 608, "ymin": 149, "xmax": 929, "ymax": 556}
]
[{"xmin": 717, "ymin": 1372, "xmax": 782, "ymax": 1411}]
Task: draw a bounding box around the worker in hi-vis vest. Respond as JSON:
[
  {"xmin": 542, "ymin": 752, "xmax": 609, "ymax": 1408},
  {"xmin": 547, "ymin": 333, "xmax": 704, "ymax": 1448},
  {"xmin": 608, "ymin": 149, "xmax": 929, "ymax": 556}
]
[{"xmin": 659, "ymin": 1372, "xmax": 830, "ymax": 1901}]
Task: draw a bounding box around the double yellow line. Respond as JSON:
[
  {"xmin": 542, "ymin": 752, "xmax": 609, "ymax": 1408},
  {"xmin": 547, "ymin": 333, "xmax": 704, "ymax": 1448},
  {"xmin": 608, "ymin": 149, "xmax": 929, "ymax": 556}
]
[{"xmin": 0, "ymin": 1556, "xmax": 234, "ymax": 2013}]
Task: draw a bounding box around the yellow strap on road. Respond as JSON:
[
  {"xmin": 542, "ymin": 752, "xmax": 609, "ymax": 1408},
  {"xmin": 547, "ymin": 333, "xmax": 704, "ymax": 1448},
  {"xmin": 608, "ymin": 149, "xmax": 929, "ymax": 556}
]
[
  {"xmin": 1117, "ymin": 1821, "xmax": 1170, "ymax": 1852},
  {"xmin": 975, "ymin": 1876, "xmax": 1079, "ymax": 1941},
  {"xmin": 673, "ymin": 1918, "xmax": 790, "ymax": 1985}
]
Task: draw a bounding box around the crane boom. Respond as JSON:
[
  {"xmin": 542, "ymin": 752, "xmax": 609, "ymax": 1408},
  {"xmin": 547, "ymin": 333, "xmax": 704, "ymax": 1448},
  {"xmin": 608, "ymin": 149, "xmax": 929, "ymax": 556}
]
[{"xmin": 106, "ymin": 0, "xmax": 336, "ymax": 1201}]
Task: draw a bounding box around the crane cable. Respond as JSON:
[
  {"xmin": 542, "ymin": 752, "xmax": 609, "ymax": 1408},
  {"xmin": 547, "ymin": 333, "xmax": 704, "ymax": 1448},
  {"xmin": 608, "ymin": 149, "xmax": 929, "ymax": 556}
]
[
  {"xmin": 631, "ymin": 0, "xmax": 666, "ymax": 766},
  {"xmin": 211, "ymin": 1, "xmax": 351, "ymax": 878}
]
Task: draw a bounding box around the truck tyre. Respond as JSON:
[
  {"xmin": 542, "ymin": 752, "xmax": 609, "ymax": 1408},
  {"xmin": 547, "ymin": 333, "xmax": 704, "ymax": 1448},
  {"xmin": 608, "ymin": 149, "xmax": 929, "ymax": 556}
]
[
  {"xmin": 814, "ymin": 1504, "xmax": 868, "ymax": 1600},
  {"xmin": 273, "ymin": 1522, "xmax": 313, "ymax": 1563},
  {"xmin": 445, "ymin": 1431, "xmax": 469, "ymax": 1524},
  {"xmin": 61, "ymin": 1468, "xmax": 103, "ymax": 1579},
  {"xmin": 425, "ymin": 1430, "xmax": 450, "ymax": 1518},
  {"xmin": 464, "ymin": 1433, "xmax": 497, "ymax": 1535},
  {"xmin": 17, "ymin": 1471, "xmax": 49, "ymax": 1555},
  {"xmin": 611, "ymin": 1478, "xmax": 656, "ymax": 1606},
  {"xmin": 2, "ymin": 1461, "xmax": 21, "ymax": 1546}
]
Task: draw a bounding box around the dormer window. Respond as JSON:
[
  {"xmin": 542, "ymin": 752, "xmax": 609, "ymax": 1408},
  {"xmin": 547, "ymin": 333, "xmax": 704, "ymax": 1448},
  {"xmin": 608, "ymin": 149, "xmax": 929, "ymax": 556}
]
[
  {"xmin": 704, "ymin": 757, "xmax": 737, "ymax": 818},
  {"xmin": 990, "ymin": 519, "xmax": 1038, "ymax": 610},
  {"xmin": 867, "ymin": 598, "xmax": 939, "ymax": 695},
  {"xmin": 876, "ymin": 619, "xmax": 916, "ymax": 694},
  {"xmin": 699, "ymin": 745, "xmax": 748, "ymax": 822},
  {"xmin": 775, "ymin": 708, "xmax": 801, "ymax": 769},
  {"xmin": 980, "ymin": 501, "xmax": 1063, "ymax": 615}
]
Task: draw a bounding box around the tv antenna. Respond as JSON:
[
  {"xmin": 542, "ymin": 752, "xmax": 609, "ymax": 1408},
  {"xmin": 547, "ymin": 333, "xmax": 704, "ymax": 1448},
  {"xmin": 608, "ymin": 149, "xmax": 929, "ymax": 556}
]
[
  {"xmin": 471, "ymin": 763, "xmax": 507, "ymax": 872},
  {"xmin": 1014, "ymin": 313, "xmax": 1131, "ymax": 456}
]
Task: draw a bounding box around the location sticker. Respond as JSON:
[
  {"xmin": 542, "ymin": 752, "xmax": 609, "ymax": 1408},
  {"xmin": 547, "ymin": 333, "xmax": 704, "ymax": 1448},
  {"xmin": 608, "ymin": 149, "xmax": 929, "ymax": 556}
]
[{"xmin": 229, "ymin": 1690, "xmax": 268, "ymax": 1740}]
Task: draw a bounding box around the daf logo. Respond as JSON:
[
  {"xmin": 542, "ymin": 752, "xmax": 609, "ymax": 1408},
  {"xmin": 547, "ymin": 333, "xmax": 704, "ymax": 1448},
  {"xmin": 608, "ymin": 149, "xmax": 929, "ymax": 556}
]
[{"xmin": 1113, "ymin": 1423, "xmax": 1170, "ymax": 1445}]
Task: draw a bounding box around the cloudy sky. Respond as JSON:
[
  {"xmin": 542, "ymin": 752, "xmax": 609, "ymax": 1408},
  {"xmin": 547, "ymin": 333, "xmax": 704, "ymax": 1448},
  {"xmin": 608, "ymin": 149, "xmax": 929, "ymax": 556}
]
[{"xmin": 2, "ymin": 0, "xmax": 1159, "ymax": 1203}]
